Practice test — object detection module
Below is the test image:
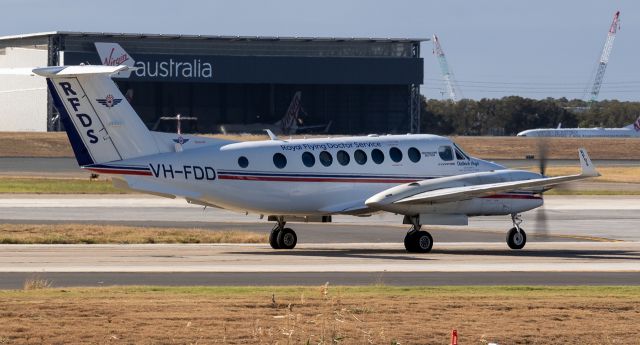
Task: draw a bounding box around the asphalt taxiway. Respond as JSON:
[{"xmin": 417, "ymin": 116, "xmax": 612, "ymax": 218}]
[
  {"xmin": 0, "ymin": 195, "xmax": 638, "ymax": 241},
  {"xmin": 1, "ymin": 194, "xmax": 639, "ymax": 288},
  {"xmin": 0, "ymin": 242, "xmax": 639, "ymax": 288}
]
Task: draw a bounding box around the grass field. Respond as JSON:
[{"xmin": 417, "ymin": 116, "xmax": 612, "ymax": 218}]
[
  {"xmin": 2, "ymin": 132, "xmax": 640, "ymax": 160},
  {"xmin": 540, "ymin": 166, "xmax": 640, "ymax": 184},
  {"xmin": 0, "ymin": 177, "xmax": 121, "ymax": 194},
  {"xmin": 0, "ymin": 285, "xmax": 638, "ymax": 344},
  {"xmin": 0, "ymin": 223, "xmax": 267, "ymax": 244}
]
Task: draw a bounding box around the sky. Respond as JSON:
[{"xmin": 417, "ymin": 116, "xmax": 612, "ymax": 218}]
[{"xmin": 1, "ymin": 0, "xmax": 638, "ymax": 101}]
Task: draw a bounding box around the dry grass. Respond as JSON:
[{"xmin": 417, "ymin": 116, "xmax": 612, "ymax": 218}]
[
  {"xmin": 541, "ymin": 166, "xmax": 640, "ymax": 184},
  {"xmin": 0, "ymin": 223, "xmax": 267, "ymax": 244},
  {"xmin": 3, "ymin": 132, "xmax": 640, "ymax": 160},
  {"xmin": 0, "ymin": 285, "xmax": 637, "ymax": 344},
  {"xmin": 0, "ymin": 177, "xmax": 123, "ymax": 194},
  {"xmin": 22, "ymin": 277, "xmax": 52, "ymax": 290},
  {"xmin": 451, "ymin": 136, "xmax": 640, "ymax": 160},
  {"xmin": 0, "ymin": 132, "xmax": 74, "ymax": 157}
]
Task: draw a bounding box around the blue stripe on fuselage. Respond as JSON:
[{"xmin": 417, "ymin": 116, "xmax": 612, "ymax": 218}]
[{"xmin": 46, "ymin": 78, "xmax": 94, "ymax": 167}]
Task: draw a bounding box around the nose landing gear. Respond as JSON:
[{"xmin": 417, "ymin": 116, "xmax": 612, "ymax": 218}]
[
  {"xmin": 506, "ymin": 213, "xmax": 527, "ymax": 250},
  {"xmin": 269, "ymin": 217, "xmax": 297, "ymax": 250}
]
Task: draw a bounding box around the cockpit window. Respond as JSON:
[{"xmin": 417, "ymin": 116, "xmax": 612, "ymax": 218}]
[
  {"xmin": 453, "ymin": 143, "xmax": 470, "ymax": 160},
  {"xmin": 438, "ymin": 146, "xmax": 454, "ymax": 161}
]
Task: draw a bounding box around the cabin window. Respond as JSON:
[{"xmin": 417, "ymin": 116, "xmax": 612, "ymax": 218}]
[
  {"xmin": 337, "ymin": 150, "xmax": 350, "ymax": 166},
  {"xmin": 408, "ymin": 147, "xmax": 421, "ymax": 163},
  {"xmin": 237, "ymin": 156, "xmax": 249, "ymax": 168},
  {"xmin": 273, "ymin": 153, "xmax": 287, "ymax": 169},
  {"xmin": 319, "ymin": 151, "xmax": 333, "ymax": 167},
  {"xmin": 354, "ymin": 149, "xmax": 367, "ymax": 165},
  {"xmin": 302, "ymin": 152, "xmax": 315, "ymax": 167},
  {"xmin": 371, "ymin": 148, "xmax": 384, "ymax": 164},
  {"xmin": 389, "ymin": 147, "xmax": 403, "ymax": 162},
  {"xmin": 438, "ymin": 146, "xmax": 454, "ymax": 161}
]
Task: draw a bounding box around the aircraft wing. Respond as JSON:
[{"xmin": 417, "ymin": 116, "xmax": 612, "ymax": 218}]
[
  {"xmin": 319, "ymin": 199, "xmax": 370, "ymax": 215},
  {"xmin": 379, "ymin": 148, "xmax": 598, "ymax": 206}
]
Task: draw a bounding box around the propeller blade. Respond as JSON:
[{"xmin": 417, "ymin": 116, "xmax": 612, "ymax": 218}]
[
  {"xmin": 536, "ymin": 139, "xmax": 548, "ymax": 176},
  {"xmin": 533, "ymin": 205, "xmax": 549, "ymax": 239}
]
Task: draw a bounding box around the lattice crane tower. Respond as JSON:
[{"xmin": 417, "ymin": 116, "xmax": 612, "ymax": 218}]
[
  {"xmin": 432, "ymin": 34, "xmax": 462, "ymax": 102},
  {"xmin": 588, "ymin": 11, "xmax": 620, "ymax": 103}
]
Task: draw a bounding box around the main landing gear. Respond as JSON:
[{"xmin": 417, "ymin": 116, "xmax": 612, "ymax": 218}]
[
  {"xmin": 403, "ymin": 217, "xmax": 433, "ymax": 253},
  {"xmin": 269, "ymin": 217, "xmax": 297, "ymax": 250},
  {"xmin": 506, "ymin": 213, "xmax": 527, "ymax": 250}
]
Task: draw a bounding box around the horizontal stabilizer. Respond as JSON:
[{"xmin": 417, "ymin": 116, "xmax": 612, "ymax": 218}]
[{"xmin": 33, "ymin": 65, "xmax": 135, "ymax": 76}]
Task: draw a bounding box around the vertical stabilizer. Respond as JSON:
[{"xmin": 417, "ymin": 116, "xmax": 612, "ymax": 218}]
[
  {"xmin": 36, "ymin": 66, "xmax": 159, "ymax": 166},
  {"xmin": 276, "ymin": 91, "xmax": 302, "ymax": 134},
  {"xmin": 94, "ymin": 42, "xmax": 135, "ymax": 78},
  {"xmin": 625, "ymin": 116, "xmax": 640, "ymax": 132}
]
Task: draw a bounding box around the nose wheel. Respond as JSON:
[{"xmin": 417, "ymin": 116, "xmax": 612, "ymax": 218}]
[
  {"xmin": 269, "ymin": 219, "xmax": 297, "ymax": 250},
  {"xmin": 506, "ymin": 214, "xmax": 527, "ymax": 250}
]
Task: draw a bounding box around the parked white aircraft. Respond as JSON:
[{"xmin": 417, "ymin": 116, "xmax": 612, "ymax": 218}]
[
  {"xmin": 218, "ymin": 91, "xmax": 332, "ymax": 135},
  {"xmin": 3, "ymin": 65, "xmax": 601, "ymax": 252},
  {"xmin": 517, "ymin": 116, "xmax": 640, "ymax": 137}
]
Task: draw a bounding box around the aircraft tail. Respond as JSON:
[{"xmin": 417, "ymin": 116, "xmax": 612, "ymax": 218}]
[
  {"xmin": 94, "ymin": 42, "xmax": 135, "ymax": 78},
  {"xmin": 275, "ymin": 91, "xmax": 302, "ymax": 134},
  {"xmin": 624, "ymin": 115, "xmax": 640, "ymax": 132},
  {"xmin": 37, "ymin": 65, "xmax": 160, "ymax": 166}
]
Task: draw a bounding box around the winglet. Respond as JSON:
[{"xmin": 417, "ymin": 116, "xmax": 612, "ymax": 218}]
[
  {"xmin": 264, "ymin": 129, "xmax": 279, "ymax": 140},
  {"xmin": 578, "ymin": 148, "xmax": 599, "ymax": 177}
]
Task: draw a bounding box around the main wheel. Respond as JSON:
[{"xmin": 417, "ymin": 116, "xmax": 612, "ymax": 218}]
[
  {"xmin": 404, "ymin": 230, "xmax": 433, "ymax": 253},
  {"xmin": 269, "ymin": 229, "xmax": 281, "ymax": 249},
  {"xmin": 506, "ymin": 227, "xmax": 527, "ymax": 250},
  {"xmin": 404, "ymin": 231, "xmax": 418, "ymax": 252},
  {"xmin": 276, "ymin": 228, "xmax": 297, "ymax": 249}
]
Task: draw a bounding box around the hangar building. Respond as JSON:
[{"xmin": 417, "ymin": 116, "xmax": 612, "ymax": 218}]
[{"xmin": 0, "ymin": 31, "xmax": 424, "ymax": 133}]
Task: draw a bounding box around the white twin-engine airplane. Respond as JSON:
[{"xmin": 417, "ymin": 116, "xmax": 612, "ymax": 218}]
[{"xmin": 19, "ymin": 65, "xmax": 601, "ymax": 252}]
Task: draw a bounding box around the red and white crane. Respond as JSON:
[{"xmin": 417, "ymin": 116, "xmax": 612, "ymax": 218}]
[{"xmin": 588, "ymin": 10, "xmax": 620, "ymax": 103}]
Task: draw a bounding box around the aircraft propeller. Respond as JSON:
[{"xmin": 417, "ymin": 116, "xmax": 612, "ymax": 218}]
[{"xmin": 533, "ymin": 139, "xmax": 549, "ymax": 238}]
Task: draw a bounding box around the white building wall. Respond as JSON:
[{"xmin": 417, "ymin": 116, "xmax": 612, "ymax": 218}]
[{"xmin": 0, "ymin": 47, "xmax": 48, "ymax": 131}]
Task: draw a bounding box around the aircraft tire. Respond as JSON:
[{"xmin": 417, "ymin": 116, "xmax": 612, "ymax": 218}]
[
  {"xmin": 277, "ymin": 228, "xmax": 297, "ymax": 249},
  {"xmin": 413, "ymin": 231, "xmax": 433, "ymax": 253},
  {"xmin": 269, "ymin": 229, "xmax": 281, "ymax": 249},
  {"xmin": 404, "ymin": 231, "xmax": 418, "ymax": 252},
  {"xmin": 404, "ymin": 230, "xmax": 433, "ymax": 253},
  {"xmin": 506, "ymin": 227, "xmax": 526, "ymax": 250}
]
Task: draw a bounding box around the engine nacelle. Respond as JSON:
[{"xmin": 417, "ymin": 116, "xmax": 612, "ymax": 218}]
[{"xmin": 366, "ymin": 170, "xmax": 544, "ymax": 218}]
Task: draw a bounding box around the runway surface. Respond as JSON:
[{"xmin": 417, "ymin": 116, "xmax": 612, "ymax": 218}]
[
  {"xmin": 2, "ymin": 272, "xmax": 639, "ymax": 289},
  {"xmin": 3, "ymin": 242, "xmax": 638, "ymax": 272},
  {"xmin": 1, "ymin": 194, "xmax": 638, "ymax": 287},
  {"xmin": 1, "ymin": 242, "xmax": 639, "ymax": 288},
  {"xmin": 0, "ymin": 195, "xmax": 638, "ymax": 241}
]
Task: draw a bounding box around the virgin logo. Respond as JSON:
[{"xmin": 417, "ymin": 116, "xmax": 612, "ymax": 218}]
[{"xmin": 103, "ymin": 48, "xmax": 130, "ymax": 66}]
